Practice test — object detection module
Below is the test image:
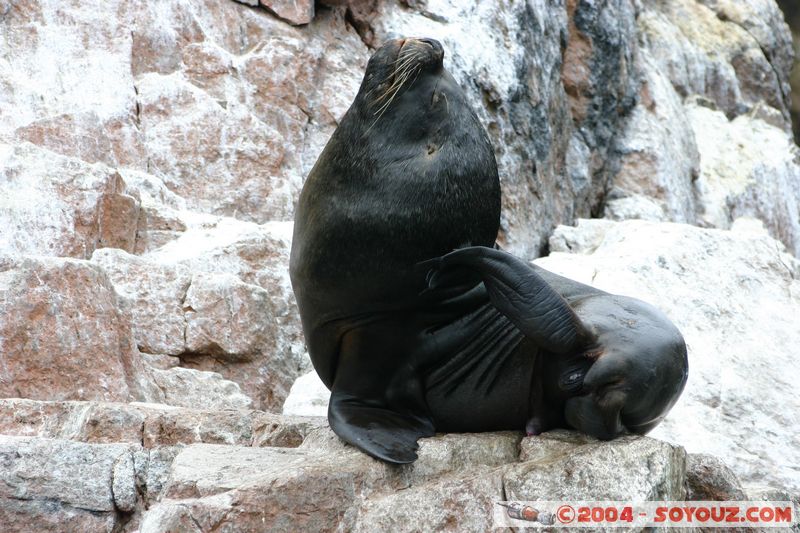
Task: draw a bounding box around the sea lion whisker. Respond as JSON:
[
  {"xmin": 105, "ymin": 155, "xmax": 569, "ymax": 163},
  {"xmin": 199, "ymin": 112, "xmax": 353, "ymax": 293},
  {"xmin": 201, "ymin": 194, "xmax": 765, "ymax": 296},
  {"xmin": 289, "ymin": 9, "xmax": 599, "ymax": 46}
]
[
  {"xmin": 366, "ymin": 73, "xmax": 413, "ymax": 134},
  {"xmin": 373, "ymin": 66, "xmax": 417, "ymax": 117},
  {"xmin": 386, "ymin": 61, "xmax": 417, "ymax": 91},
  {"xmin": 373, "ymin": 61, "xmax": 416, "ymax": 105},
  {"xmin": 374, "ymin": 76, "xmax": 408, "ymax": 110},
  {"xmin": 378, "ymin": 70, "xmax": 411, "ymax": 100}
]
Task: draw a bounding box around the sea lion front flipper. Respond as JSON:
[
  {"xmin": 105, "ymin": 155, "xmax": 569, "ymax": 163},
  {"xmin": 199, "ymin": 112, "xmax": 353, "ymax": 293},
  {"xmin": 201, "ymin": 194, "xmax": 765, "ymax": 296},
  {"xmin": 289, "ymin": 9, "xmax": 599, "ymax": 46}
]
[
  {"xmin": 328, "ymin": 391, "xmax": 435, "ymax": 464},
  {"xmin": 424, "ymin": 246, "xmax": 595, "ymax": 354}
]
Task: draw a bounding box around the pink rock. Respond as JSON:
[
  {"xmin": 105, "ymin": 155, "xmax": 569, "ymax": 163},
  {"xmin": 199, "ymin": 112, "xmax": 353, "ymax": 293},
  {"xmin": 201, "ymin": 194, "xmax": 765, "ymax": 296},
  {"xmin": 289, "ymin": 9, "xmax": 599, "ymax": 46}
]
[
  {"xmin": 0, "ymin": 144, "xmax": 141, "ymax": 259},
  {"xmin": 0, "ymin": 398, "xmax": 324, "ymax": 449},
  {"xmin": 0, "ymin": 257, "xmax": 159, "ymax": 402},
  {"xmin": 260, "ymin": 0, "xmax": 315, "ymax": 26}
]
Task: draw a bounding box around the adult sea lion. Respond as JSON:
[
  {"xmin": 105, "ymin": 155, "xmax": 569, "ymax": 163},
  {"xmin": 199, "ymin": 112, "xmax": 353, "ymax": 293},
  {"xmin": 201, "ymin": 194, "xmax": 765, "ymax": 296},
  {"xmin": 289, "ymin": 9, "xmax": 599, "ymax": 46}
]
[{"xmin": 290, "ymin": 37, "xmax": 688, "ymax": 464}]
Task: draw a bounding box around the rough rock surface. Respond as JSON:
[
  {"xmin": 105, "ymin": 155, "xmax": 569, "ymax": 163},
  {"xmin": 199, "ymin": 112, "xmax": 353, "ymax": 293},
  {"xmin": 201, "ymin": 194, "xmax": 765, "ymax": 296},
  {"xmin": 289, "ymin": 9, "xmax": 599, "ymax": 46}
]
[
  {"xmin": 689, "ymin": 101, "xmax": 800, "ymax": 254},
  {"xmin": 148, "ymin": 367, "xmax": 253, "ymax": 410},
  {"xmin": 282, "ymin": 369, "xmax": 329, "ymax": 416},
  {"xmin": 509, "ymin": 431, "xmax": 686, "ymax": 501},
  {"xmin": 606, "ymin": 0, "xmax": 800, "ymax": 255},
  {"xmin": 0, "ymin": 143, "xmax": 141, "ymax": 259},
  {"xmin": 90, "ymin": 218, "xmax": 306, "ymax": 411},
  {"xmin": 142, "ymin": 217, "xmax": 307, "ymax": 411},
  {"xmin": 0, "ymin": 399, "xmax": 696, "ymax": 532},
  {"xmin": 0, "ymin": 435, "xmax": 138, "ymax": 531},
  {"xmin": 0, "ymin": 257, "xmax": 158, "ymax": 403},
  {"xmin": 685, "ymin": 453, "xmax": 748, "ymax": 501},
  {"xmin": 0, "ymin": 399, "xmax": 325, "ymax": 449},
  {"xmin": 369, "ymin": 0, "xmax": 639, "ymax": 256}
]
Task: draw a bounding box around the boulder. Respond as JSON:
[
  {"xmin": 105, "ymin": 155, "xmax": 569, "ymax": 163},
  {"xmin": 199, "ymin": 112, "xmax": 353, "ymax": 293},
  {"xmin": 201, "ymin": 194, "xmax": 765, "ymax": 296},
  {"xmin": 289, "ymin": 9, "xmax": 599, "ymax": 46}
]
[
  {"xmin": 604, "ymin": 51, "xmax": 700, "ymax": 223},
  {"xmin": 0, "ymin": 398, "xmax": 324, "ymax": 450},
  {"xmin": 91, "ymin": 217, "xmax": 307, "ymax": 411},
  {"xmin": 0, "ymin": 143, "xmax": 140, "ymax": 259},
  {"xmin": 91, "ymin": 249, "xmax": 191, "ymax": 356},
  {"xmin": 0, "ymin": 257, "xmax": 159, "ymax": 403},
  {"xmin": 603, "ymin": 0, "xmax": 800, "ymax": 257},
  {"xmin": 260, "ymin": 0, "xmax": 315, "ymax": 25},
  {"xmin": 183, "ymin": 273, "xmax": 274, "ymax": 362},
  {"xmin": 282, "ymin": 370, "xmax": 329, "ymax": 416},
  {"xmin": 685, "ymin": 453, "xmax": 747, "ymax": 501},
  {"xmin": 507, "ymin": 431, "xmax": 686, "ymax": 501},
  {"xmin": 137, "ymin": 428, "xmax": 687, "ymax": 532},
  {"xmin": 689, "ymin": 102, "xmax": 800, "ymax": 256},
  {"xmin": 0, "ymin": 398, "xmax": 760, "ymax": 531},
  {"xmin": 0, "ymin": 436, "xmax": 140, "ymax": 530},
  {"xmin": 637, "ymin": 0, "xmax": 792, "ymax": 122},
  {"xmin": 148, "ymin": 367, "xmax": 253, "ymax": 410}
]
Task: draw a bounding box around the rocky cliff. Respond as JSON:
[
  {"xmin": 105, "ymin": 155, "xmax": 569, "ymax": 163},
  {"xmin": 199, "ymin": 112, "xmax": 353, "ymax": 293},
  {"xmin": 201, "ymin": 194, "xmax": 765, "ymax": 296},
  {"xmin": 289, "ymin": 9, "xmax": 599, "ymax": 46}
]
[{"xmin": 1, "ymin": 0, "xmax": 799, "ymax": 531}]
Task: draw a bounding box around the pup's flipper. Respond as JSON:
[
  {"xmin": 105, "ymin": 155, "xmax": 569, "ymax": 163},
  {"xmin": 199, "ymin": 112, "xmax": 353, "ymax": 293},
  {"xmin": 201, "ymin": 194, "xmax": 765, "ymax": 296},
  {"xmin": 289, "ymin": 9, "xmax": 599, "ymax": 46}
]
[{"xmin": 422, "ymin": 246, "xmax": 595, "ymax": 354}]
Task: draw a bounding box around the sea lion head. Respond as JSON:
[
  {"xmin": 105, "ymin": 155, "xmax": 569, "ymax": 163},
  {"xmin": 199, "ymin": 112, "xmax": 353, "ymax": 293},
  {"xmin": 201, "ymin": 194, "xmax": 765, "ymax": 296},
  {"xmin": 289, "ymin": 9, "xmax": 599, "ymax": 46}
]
[
  {"xmin": 295, "ymin": 37, "xmax": 500, "ymax": 292},
  {"xmin": 563, "ymin": 297, "xmax": 689, "ymax": 439},
  {"xmin": 351, "ymin": 38, "xmax": 476, "ymax": 145}
]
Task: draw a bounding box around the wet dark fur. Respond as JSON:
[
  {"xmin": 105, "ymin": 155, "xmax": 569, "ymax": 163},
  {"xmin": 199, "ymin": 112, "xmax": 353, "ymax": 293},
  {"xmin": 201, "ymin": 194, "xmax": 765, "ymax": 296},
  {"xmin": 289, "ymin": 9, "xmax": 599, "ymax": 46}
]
[{"xmin": 290, "ymin": 38, "xmax": 688, "ymax": 463}]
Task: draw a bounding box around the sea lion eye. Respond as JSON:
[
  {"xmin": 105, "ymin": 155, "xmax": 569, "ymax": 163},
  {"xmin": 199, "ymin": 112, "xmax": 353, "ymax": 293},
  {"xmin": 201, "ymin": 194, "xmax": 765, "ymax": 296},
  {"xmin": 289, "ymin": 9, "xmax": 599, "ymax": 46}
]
[{"xmin": 558, "ymin": 367, "xmax": 586, "ymax": 393}]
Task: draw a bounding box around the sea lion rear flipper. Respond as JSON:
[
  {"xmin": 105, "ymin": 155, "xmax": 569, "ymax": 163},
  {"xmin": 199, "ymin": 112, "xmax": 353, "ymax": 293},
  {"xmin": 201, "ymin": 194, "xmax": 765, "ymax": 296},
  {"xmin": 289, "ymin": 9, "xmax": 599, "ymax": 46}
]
[
  {"xmin": 328, "ymin": 391, "xmax": 435, "ymax": 464},
  {"xmin": 424, "ymin": 246, "xmax": 595, "ymax": 354}
]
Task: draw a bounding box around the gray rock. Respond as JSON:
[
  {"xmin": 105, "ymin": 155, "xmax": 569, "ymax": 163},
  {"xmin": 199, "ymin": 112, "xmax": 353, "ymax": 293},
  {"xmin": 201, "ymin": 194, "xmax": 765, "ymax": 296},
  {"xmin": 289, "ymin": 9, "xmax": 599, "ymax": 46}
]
[
  {"xmin": 0, "ymin": 435, "xmax": 138, "ymax": 512},
  {"xmin": 282, "ymin": 369, "xmax": 329, "ymax": 416},
  {"xmin": 148, "ymin": 366, "xmax": 253, "ymax": 410},
  {"xmin": 0, "ymin": 256, "xmax": 161, "ymax": 404},
  {"xmin": 139, "ymin": 446, "xmax": 184, "ymax": 507},
  {"xmin": 686, "ymin": 453, "xmax": 747, "ymax": 500},
  {"xmin": 183, "ymin": 272, "xmax": 274, "ymax": 362},
  {"xmin": 91, "ymin": 248, "xmax": 191, "ymax": 356},
  {"xmin": 0, "ymin": 399, "xmax": 324, "ymax": 450},
  {"xmin": 0, "ymin": 499, "xmax": 116, "ymax": 533},
  {"xmin": 639, "ymin": 0, "xmax": 791, "ymax": 122},
  {"xmin": 506, "ymin": 432, "xmax": 686, "ymax": 501},
  {"xmin": 689, "ymin": 103, "xmax": 800, "ymax": 256},
  {"xmin": 0, "ymin": 143, "xmax": 141, "ymax": 259},
  {"xmin": 112, "ymin": 450, "xmax": 138, "ymax": 512},
  {"xmin": 350, "ymin": 469, "xmax": 505, "ymax": 533},
  {"xmin": 606, "ymin": 51, "xmax": 699, "ymax": 223},
  {"xmin": 93, "ymin": 218, "xmax": 307, "ymax": 411}
]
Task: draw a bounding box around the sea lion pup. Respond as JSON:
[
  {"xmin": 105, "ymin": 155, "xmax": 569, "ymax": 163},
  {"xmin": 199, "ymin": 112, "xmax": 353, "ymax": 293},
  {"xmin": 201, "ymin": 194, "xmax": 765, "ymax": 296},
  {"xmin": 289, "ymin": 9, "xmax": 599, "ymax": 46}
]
[{"xmin": 290, "ymin": 37, "xmax": 688, "ymax": 463}]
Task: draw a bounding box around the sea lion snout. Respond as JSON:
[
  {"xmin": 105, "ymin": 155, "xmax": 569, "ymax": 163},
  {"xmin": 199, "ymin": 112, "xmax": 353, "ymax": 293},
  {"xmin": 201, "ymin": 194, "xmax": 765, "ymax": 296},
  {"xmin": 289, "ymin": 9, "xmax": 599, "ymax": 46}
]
[
  {"xmin": 563, "ymin": 297, "xmax": 689, "ymax": 440},
  {"xmin": 400, "ymin": 37, "xmax": 445, "ymax": 70}
]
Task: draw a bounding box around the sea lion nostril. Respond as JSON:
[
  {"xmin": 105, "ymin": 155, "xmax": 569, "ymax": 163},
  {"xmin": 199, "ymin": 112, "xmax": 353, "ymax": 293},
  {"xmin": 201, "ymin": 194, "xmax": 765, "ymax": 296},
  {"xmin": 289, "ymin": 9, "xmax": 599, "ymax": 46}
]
[{"xmin": 415, "ymin": 38, "xmax": 443, "ymax": 54}]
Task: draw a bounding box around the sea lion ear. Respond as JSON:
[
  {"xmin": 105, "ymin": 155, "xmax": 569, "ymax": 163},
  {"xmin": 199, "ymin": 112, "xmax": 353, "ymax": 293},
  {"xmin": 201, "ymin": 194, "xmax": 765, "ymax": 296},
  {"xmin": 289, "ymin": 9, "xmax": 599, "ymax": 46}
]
[{"xmin": 428, "ymin": 246, "xmax": 595, "ymax": 354}]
